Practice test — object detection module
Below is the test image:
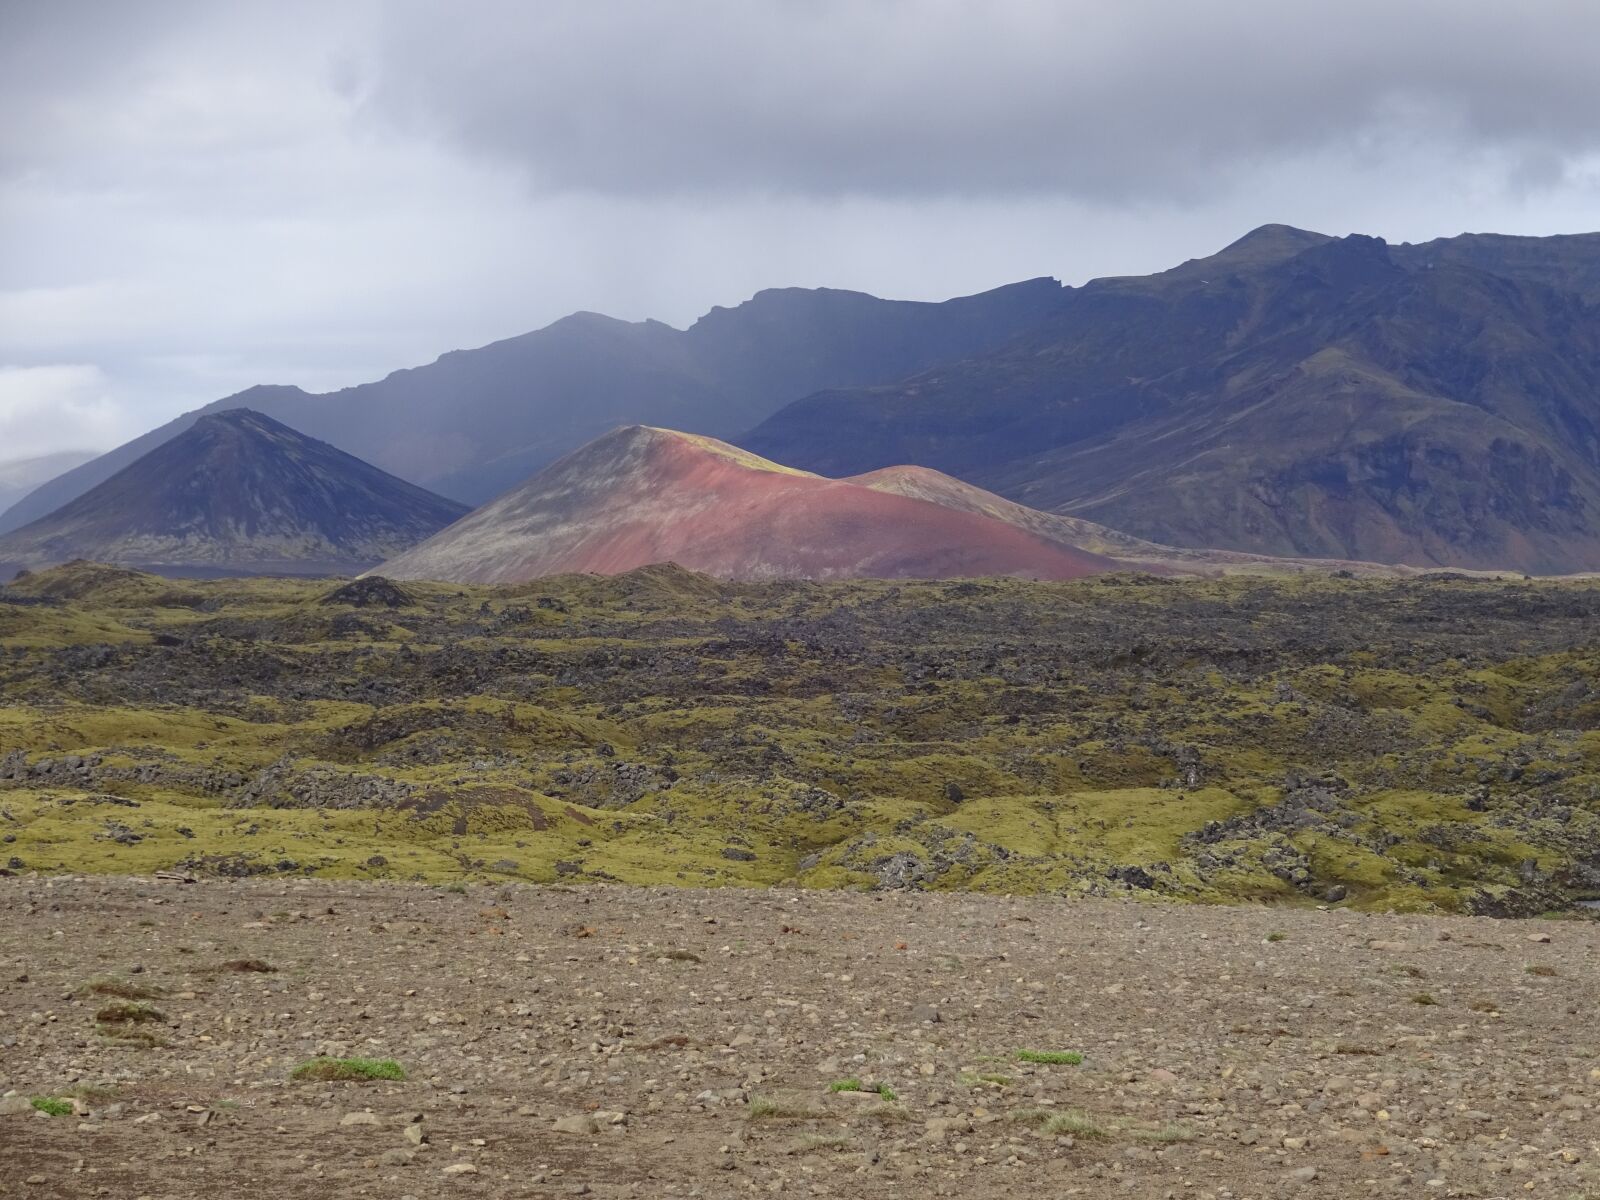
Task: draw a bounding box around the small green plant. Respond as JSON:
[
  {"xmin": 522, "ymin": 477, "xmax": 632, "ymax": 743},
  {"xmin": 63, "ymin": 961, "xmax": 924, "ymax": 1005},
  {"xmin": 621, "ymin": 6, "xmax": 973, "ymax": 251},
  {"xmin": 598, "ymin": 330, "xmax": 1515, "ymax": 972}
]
[
  {"xmin": 1016, "ymin": 1049, "xmax": 1084, "ymax": 1065},
  {"xmin": 289, "ymin": 1057, "xmax": 405, "ymax": 1082},
  {"xmin": 1410, "ymin": 992, "xmax": 1438, "ymax": 1006},
  {"xmin": 444, "ymin": 883, "xmax": 467, "ymax": 895},
  {"xmin": 827, "ymin": 1078, "xmax": 897, "ymax": 1100},
  {"xmin": 95, "ymin": 1002, "xmax": 165, "ymax": 1025},
  {"xmin": 30, "ymin": 1097, "xmax": 72, "ymax": 1117},
  {"xmin": 1525, "ymin": 964, "xmax": 1557, "ymax": 977},
  {"xmin": 1265, "ymin": 931, "xmax": 1286, "ymax": 943}
]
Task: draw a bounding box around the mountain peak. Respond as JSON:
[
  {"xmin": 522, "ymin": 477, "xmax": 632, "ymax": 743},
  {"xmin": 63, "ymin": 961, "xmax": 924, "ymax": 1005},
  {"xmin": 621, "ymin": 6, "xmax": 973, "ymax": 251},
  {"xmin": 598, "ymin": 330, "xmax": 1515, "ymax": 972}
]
[
  {"xmin": 1176, "ymin": 223, "xmax": 1334, "ymax": 278},
  {"xmin": 0, "ymin": 412, "xmax": 468, "ymax": 574},
  {"xmin": 1221, "ymin": 223, "xmax": 1332, "ymax": 256},
  {"xmin": 193, "ymin": 406, "xmax": 274, "ymax": 431}
]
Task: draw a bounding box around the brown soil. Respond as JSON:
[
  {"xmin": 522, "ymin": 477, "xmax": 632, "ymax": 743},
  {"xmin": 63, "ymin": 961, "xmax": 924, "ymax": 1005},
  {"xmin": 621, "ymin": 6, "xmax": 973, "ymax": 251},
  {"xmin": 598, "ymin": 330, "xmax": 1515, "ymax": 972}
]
[{"xmin": 1, "ymin": 877, "xmax": 1596, "ymax": 1199}]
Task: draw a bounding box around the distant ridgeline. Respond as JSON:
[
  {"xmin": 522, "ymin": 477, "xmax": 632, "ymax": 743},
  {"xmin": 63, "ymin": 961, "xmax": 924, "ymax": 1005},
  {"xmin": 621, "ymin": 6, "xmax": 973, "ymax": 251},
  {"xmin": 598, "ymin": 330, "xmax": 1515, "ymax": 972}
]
[{"xmin": 8, "ymin": 225, "xmax": 1600, "ymax": 573}]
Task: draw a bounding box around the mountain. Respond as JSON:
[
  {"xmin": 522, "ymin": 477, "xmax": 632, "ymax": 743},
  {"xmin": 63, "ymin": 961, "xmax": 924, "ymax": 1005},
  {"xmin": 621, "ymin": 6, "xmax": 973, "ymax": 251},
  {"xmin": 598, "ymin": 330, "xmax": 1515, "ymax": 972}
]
[
  {"xmin": 0, "ymin": 279, "xmax": 1066, "ymax": 533},
  {"xmin": 0, "ymin": 409, "xmax": 469, "ymax": 574},
  {"xmin": 376, "ymin": 426, "xmax": 1117, "ymax": 584},
  {"xmin": 0, "ymin": 450, "xmax": 97, "ymax": 516},
  {"xmin": 744, "ymin": 226, "xmax": 1600, "ymax": 573}
]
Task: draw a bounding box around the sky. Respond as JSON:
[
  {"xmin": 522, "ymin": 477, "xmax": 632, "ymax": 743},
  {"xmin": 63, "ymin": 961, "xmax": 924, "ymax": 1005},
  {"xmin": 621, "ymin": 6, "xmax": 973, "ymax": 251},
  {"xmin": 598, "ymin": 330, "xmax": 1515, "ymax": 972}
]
[{"xmin": 3, "ymin": 0, "xmax": 1600, "ymax": 460}]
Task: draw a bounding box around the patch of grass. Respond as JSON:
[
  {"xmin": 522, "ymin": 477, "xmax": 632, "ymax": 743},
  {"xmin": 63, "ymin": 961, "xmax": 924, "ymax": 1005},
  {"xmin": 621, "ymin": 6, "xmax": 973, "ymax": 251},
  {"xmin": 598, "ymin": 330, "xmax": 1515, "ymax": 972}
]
[
  {"xmin": 289, "ymin": 1056, "xmax": 405, "ymax": 1082},
  {"xmin": 1334, "ymin": 1043, "xmax": 1380, "ymax": 1055},
  {"xmin": 1016, "ymin": 1049, "xmax": 1084, "ymax": 1065},
  {"xmin": 30, "ymin": 1097, "xmax": 73, "ymax": 1117},
  {"xmin": 828, "ymin": 1078, "xmax": 898, "ymax": 1101},
  {"xmin": 1265, "ymin": 931, "xmax": 1287, "ymax": 942},
  {"xmin": 1409, "ymin": 992, "xmax": 1439, "ymax": 1006},
  {"xmin": 748, "ymin": 1095, "xmax": 826, "ymax": 1121},
  {"xmin": 1007, "ymin": 1106, "xmax": 1054, "ymax": 1124},
  {"xmin": 660, "ymin": 949, "xmax": 702, "ymax": 963},
  {"xmin": 86, "ymin": 978, "xmax": 162, "ymax": 1000},
  {"xmin": 95, "ymin": 1001, "xmax": 165, "ymax": 1024},
  {"xmin": 220, "ymin": 958, "xmax": 275, "ymax": 973},
  {"xmin": 1525, "ymin": 964, "xmax": 1557, "ymax": 977},
  {"xmin": 1043, "ymin": 1110, "xmax": 1112, "ymax": 1139}
]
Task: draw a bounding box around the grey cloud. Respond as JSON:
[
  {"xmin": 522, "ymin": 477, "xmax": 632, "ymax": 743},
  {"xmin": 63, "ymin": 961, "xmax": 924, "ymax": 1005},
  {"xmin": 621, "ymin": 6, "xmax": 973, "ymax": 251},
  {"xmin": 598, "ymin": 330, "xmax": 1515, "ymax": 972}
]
[{"xmin": 367, "ymin": 0, "xmax": 1600, "ymax": 201}]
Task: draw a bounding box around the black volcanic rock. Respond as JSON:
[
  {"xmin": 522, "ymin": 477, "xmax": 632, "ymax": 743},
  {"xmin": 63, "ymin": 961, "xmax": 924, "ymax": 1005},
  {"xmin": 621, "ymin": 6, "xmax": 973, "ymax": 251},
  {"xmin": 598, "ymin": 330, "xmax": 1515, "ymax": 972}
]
[
  {"xmin": 744, "ymin": 227, "xmax": 1600, "ymax": 574},
  {"xmin": 0, "ymin": 279, "xmax": 1067, "ymax": 529},
  {"xmin": 0, "ymin": 409, "xmax": 469, "ymax": 574}
]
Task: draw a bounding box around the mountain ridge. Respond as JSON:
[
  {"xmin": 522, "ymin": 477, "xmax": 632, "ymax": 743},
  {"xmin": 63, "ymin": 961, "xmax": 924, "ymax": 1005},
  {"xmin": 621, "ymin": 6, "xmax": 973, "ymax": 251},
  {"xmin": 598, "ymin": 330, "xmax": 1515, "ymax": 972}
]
[
  {"xmin": 744, "ymin": 227, "xmax": 1600, "ymax": 573},
  {"xmin": 14, "ymin": 225, "xmax": 1600, "ymax": 572},
  {"xmin": 0, "ymin": 278, "xmax": 1066, "ymax": 532}
]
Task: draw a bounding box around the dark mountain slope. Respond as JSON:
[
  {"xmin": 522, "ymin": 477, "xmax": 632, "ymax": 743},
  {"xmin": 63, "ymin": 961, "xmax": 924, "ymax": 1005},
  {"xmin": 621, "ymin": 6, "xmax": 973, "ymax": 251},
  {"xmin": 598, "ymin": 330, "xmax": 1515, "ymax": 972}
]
[
  {"xmin": 1393, "ymin": 231, "xmax": 1600, "ymax": 303},
  {"xmin": 0, "ymin": 409, "xmax": 469, "ymax": 573},
  {"xmin": 745, "ymin": 229, "xmax": 1600, "ymax": 573},
  {"xmin": 0, "ymin": 279, "xmax": 1065, "ymax": 532}
]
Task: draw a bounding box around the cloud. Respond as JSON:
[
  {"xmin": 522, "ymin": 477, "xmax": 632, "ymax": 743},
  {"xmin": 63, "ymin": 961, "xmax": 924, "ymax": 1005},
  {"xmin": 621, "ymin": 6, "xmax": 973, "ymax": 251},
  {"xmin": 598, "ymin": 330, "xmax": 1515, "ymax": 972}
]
[
  {"xmin": 367, "ymin": 0, "xmax": 1600, "ymax": 201},
  {"xmin": 0, "ymin": 365, "xmax": 134, "ymax": 457}
]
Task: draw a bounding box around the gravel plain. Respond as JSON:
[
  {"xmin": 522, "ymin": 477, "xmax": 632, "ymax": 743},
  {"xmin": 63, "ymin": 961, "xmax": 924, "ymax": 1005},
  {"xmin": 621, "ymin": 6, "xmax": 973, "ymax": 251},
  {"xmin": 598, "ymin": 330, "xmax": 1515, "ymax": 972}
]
[{"xmin": 1, "ymin": 875, "xmax": 1597, "ymax": 1199}]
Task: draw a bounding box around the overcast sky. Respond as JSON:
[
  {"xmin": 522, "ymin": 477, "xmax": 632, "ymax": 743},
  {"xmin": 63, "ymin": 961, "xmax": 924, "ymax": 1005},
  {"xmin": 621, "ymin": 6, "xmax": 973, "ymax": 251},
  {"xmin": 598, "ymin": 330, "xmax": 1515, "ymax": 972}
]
[{"xmin": 3, "ymin": 0, "xmax": 1599, "ymax": 459}]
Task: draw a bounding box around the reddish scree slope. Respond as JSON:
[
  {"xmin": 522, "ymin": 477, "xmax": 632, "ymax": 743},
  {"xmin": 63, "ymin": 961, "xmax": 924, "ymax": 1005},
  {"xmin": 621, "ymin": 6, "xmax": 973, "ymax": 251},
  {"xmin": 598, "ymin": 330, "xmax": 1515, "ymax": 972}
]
[{"xmin": 377, "ymin": 426, "xmax": 1117, "ymax": 583}]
